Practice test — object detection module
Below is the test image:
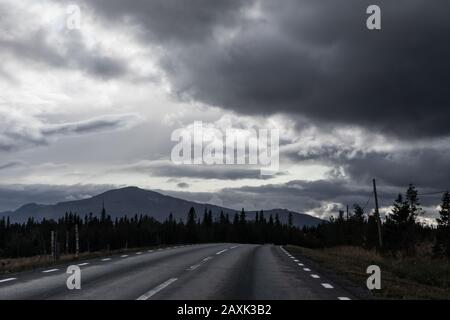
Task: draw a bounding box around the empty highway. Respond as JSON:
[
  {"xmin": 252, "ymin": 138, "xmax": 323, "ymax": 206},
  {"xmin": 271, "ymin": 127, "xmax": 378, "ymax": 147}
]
[{"xmin": 0, "ymin": 244, "xmax": 355, "ymax": 300}]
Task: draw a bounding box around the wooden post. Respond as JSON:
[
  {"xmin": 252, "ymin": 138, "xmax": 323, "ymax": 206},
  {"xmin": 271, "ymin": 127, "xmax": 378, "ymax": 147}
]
[
  {"xmin": 50, "ymin": 230, "xmax": 55, "ymax": 261},
  {"xmin": 65, "ymin": 230, "xmax": 69, "ymax": 255},
  {"xmin": 75, "ymin": 224, "xmax": 79, "ymax": 258},
  {"xmin": 372, "ymin": 179, "xmax": 383, "ymax": 249}
]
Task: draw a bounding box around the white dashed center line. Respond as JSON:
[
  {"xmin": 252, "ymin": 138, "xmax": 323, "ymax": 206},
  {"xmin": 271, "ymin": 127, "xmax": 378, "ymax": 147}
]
[
  {"xmin": 297, "ymin": 263, "xmax": 304, "ymax": 266},
  {"xmin": 137, "ymin": 278, "xmax": 178, "ymax": 300},
  {"xmin": 77, "ymin": 263, "xmax": 89, "ymax": 266},
  {"xmin": 311, "ymin": 274, "xmax": 320, "ymax": 279},
  {"xmin": 321, "ymin": 283, "xmax": 334, "ymax": 289},
  {"xmin": 216, "ymin": 249, "xmax": 228, "ymax": 255},
  {"xmin": 0, "ymin": 278, "xmax": 16, "ymax": 283},
  {"xmin": 303, "ymin": 268, "xmax": 311, "ymax": 272},
  {"xmin": 101, "ymin": 258, "xmax": 111, "ymax": 261},
  {"xmin": 187, "ymin": 264, "xmax": 201, "ymax": 271},
  {"xmin": 203, "ymin": 257, "xmax": 213, "ymax": 262},
  {"xmin": 42, "ymin": 269, "xmax": 59, "ymax": 273},
  {"xmin": 230, "ymin": 245, "xmax": 240, "ymax": 249},
  {"xmin": 338, "ymin": 297, "xmax": 351, "ymax": 300},
  {"xmin": 147, "ymin": 250, "xmax": 154, "ymax": 253},
  {"xmin": 121, "ymin": 255, "xmax": 129, "ymax": 258},
  {"xmin": 136, "ymin": 252, "xmax": 143, "ymax": 255}
]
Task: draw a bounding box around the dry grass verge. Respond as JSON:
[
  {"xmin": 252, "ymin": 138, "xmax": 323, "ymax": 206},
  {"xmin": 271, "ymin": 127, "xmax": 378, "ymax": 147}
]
[{"xmin": 286, "ymin": 245, "xmax": 450, "ymax": 299}]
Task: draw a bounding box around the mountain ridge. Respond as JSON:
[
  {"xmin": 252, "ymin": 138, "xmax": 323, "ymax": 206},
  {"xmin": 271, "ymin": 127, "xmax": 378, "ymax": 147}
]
[{"xmin": 1, "ymin": 186, "xmax": 323, "ymax": 227}]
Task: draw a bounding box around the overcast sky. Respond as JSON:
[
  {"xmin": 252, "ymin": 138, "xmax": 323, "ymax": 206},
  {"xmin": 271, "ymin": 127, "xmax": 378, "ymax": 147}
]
[{"xmin": 0, "ymin": 0, "xmax": 449, "ymax": 221}]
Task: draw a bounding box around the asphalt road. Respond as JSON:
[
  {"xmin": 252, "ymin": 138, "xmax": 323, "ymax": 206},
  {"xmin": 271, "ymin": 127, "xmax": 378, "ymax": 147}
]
[{"xmin": 0, "ymin": 244, "xmax": 355, "ymax": 300}]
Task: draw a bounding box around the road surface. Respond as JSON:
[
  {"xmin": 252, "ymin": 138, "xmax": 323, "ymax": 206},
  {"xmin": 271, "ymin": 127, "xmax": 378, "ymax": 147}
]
[{"xmin": 0, "ymin": 244, "xmax": 355, "ymax": 300}]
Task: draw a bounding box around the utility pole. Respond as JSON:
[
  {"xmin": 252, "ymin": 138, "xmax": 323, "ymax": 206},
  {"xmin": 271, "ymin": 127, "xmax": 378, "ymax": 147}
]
[
  {"xmin": 346, "ymin": 204, "xmax": 349, "ymax": 220},
  {"xmin": 65, "ymin": 230, "xmax": 69, "ymax": 255},
  {"xmin": 50, "ymin": 230, "xmax": 55, "ymax": 261},
  {"xmin": 75, "ymin": 224, "xmax": 79, "ymax": 259},
  {"xmin": 372, "ymin": 179, "xmax": 383, "ymax": 249}
]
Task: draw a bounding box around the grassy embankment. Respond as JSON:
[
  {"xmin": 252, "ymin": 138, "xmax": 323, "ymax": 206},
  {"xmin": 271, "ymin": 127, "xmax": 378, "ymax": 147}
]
[{"xmin": 286, "ymin": 244, "xmax": 450, "ymax": 299}]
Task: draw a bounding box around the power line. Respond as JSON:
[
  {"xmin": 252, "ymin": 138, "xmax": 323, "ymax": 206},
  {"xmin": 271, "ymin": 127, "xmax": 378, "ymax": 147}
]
[
  {"xmin": 362, "ymin": 193, "xmax": 373, "ymax": 211},
  {"xmin": 418, "ymin": 190, "xmax": 449, "ymax": 196}
]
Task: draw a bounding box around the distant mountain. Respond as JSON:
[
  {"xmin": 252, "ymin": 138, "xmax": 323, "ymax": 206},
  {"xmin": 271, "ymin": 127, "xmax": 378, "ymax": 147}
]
[{"xmin": 2, "ymin": 186, "xmax": 323, "ymax": 228}]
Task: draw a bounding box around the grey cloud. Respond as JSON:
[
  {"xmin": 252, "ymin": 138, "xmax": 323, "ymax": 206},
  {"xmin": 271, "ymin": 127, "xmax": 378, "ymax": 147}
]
[
  {"xmin": 0, "ymin": 161, "xmax": 24, "ymax": 171},
  {"xmin": 0, "ymin": 111, "xmax": 141, "ymax": 152},
  {"xmin": 0, "ymin": 26, "xmax": 128, "ymax": 80},
  {"xmin": 161, "ymin": 178, "xmax": 443, "ymax": 219},
  {"xmin": 42, "ymin": 114, "xmax": 141, "ymax": 136},
  {"xmin": 115, "ymin": 161, "xmax": 285, "ymax": 180},
  {"xmin": 177, "ymin": 182, "xmax": 189, "ymax": 189}
]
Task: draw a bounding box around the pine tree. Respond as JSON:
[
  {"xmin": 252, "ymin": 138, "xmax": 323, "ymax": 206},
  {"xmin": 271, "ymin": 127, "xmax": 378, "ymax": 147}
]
[
  {"xmin": 389, "ymin": 194, "xmax": 410, "ymax": 224},
  {"xmin": 437, "ymin": 191, "xmax": 450, "ymax": 227},
  {"xmin": 239, "ymin": 208, "xmax": 246, "ymax": 225},
  {"xmin": 435, "ymin": 191, "xmax": 450, "ymax": 256}
]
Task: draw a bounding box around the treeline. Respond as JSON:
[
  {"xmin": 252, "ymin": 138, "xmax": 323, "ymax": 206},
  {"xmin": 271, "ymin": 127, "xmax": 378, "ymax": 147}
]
[
  {"xmin": 301, "ymin": 184, "xmax": 450, "ymax": 258},
  {"xmin": 0, "ymin": 206, "xmax": 304, "ymax": 258},
  {"xmin": 1, "ymin": 184, "xmax": 449, "ymax": 259}
]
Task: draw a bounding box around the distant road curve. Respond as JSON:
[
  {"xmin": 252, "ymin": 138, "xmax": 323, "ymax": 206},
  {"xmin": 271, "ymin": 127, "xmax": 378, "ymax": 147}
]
[{"xmin": 0, "ymin": 243, "xmax": 355, "ymax": 300}]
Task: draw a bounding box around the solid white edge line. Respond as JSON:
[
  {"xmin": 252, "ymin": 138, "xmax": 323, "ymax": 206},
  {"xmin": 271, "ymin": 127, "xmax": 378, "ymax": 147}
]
[
  {"xmin": 137, "ymin": 278, "xmax": 178, "ymax": 300},
  {"xmin": 322, "ymin": 283, "xmax": 334, "ymax": 289},
  {"xmin": 338, "ymin": 297, "xmax": 351, "ymax": 300},
  {"xmin": 0, "ymin": 278, "xmax": 17, "ymax": 283},
  {"xmin": 77, "ymin": 263, "xmax": 89, "ymax": 266},
  {"xmin": 42, "ymin": 269, "xmax": 59, "ymax": 273}
]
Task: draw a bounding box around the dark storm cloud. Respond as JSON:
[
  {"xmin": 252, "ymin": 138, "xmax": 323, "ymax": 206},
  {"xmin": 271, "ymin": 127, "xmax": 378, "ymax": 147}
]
[
  {"xmin": 343, "ymin": 149, "xmax": 450, "ymax": 191},
  {"xmin": 63, "ymin": 0, "xmax": 251, "ymax": 44},
  {"xmin": 161, "ymin": 0, "xmax": 450, "ymax": 139},
  {"xmin": 0, "ymin": 184, "xmax": 117, "ymax": 212},
  {"xmin": 69, "ymin": 0, "xmax": 449, "ymax": 138}
]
